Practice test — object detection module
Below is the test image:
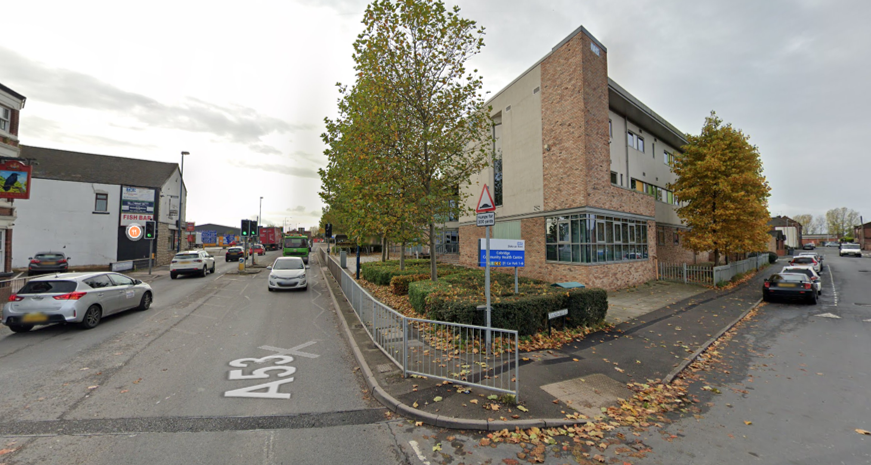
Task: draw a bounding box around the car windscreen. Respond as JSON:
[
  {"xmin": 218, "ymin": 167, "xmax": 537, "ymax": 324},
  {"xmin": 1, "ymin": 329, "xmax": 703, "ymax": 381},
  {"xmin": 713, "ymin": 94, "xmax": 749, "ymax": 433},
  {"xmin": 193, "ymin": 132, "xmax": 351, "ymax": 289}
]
[
  {"xmin": 284, "ymin": 238, "xmax": 306, "ymax": 248},
  {"xmin": 783, "ymin": 268, "xmax": 812, "ymax": 277},
  {"xmin": 842, "ymin": 244, "xmax": 860, "ymax": 249},
  {"xmin": 19, "ymin": 281, "xmax": 78, "ymax": 294},
  {"xmin": 174, "ymin": 254, "xmax": 200, "ymax": 260},
  {"xmin": 228, "ymin": 248, "xmax": 242, "ymax": 252},
  {"xmin": 792, "ymin": 257, "xmax": 815, "ymax": 264},
  {"xmin": 35, "ymin": 253, "xmax": 65, "ymax": 260},
  {"xmin": 273, "ymin": 260, "xmax": 304, "ymax": 270}
]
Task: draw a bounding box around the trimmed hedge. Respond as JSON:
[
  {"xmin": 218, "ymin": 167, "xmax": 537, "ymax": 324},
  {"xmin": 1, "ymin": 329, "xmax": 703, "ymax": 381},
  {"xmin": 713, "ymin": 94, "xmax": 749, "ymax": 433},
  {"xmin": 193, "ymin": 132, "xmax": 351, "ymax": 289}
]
[
  {"xmin": 360, "ymin": 260, "xmax": 462, "ymax": 286},
  {"xmin": 390, "ymin": 274, "xmax": 430, "ymax": 296}
]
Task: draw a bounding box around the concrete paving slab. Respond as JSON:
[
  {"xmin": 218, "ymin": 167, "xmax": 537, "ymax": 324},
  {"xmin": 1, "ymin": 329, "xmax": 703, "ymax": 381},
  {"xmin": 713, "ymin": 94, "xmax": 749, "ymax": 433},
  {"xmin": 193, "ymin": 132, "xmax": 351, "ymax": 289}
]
[
  {"xmin": 606, "ymin": 281, "xmax": 708, "ymax": 324},
  {"xmin": 540, "ymin": 373, "xmax": 633, "ymax": 419}
]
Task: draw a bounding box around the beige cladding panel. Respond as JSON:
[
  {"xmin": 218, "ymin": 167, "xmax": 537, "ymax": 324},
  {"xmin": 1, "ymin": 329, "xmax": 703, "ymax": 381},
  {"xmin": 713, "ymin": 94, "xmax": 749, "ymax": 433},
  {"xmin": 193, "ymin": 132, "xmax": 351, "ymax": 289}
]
[
  {"xmin": 461, "ymin": 65, "xmax": 544, "ymax": 222},
  {"xmin": 608, "ymin": 110, "xmax": 627, "ymax": 187},
  {"xmin": 655, "ymin": 200, "xmax": 682, "ymax": 226}
]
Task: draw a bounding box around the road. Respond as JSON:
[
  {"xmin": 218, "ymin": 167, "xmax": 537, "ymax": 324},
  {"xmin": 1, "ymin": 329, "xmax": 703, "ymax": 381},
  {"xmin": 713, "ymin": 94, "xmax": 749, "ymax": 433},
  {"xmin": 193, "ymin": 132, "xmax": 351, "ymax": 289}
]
[{"xmin": 0, "ymin": 249, "xmax": 410, "ymax": 465}]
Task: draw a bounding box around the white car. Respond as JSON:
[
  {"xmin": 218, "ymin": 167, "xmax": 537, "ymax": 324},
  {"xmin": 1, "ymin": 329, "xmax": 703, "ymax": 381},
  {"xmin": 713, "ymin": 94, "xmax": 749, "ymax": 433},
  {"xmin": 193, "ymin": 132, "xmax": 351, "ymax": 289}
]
[
  {"xmin": 788, "ymin": 255, "xmax": 820, "ymax": 273},
  {"xmin": 267, "ymin": 257, "xmax": 308, "ymax": 291},
  {"xmin": 781, "ymin": 266, "xmax": 822, "ymax": 294},
  {"xmin": 170, "ymin": 250, "xmax": 216, "ymax": 279},
  {"xmin": 797, "ymin": 252, "xmax": 824, "ymax": 270},
  {"xmin": 840, "ymin": 243, "xmax": 862, "ymax": 257}
]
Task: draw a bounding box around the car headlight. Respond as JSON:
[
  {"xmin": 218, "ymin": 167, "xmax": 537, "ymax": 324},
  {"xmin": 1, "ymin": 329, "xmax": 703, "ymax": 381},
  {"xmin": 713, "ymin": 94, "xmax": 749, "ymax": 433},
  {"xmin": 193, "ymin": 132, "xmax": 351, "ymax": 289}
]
[{"xmin": 299, "ymin": 274, "xmax": 305, "ymax": 279}]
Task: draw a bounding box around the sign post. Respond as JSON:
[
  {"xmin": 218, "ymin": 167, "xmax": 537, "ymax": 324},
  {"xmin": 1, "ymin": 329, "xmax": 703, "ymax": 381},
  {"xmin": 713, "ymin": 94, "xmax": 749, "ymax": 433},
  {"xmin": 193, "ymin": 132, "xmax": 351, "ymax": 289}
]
[{"xmin": 475, "ymin": 185, "xmax": 497, "ymax": 353}]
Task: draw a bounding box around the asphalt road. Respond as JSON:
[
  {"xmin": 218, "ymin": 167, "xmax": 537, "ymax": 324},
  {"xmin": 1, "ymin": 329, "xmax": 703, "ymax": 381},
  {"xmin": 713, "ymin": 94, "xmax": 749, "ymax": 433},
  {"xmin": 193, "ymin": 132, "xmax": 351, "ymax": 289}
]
[
  {"xmin": 0, "ymin": 249, "xmax": 410, "ymax": 465},
  {"xmin": 626, "ymin": 247, "xmax": 871, "ymax": 464}
]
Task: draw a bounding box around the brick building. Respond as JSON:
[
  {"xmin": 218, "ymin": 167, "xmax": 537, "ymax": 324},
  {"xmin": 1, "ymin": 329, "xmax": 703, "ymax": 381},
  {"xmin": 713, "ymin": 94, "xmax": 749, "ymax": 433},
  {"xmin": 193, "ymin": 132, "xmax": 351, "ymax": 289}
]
[
  {"xmin": 452, "ymin": 26, "xmax": 701, "ymax": 290},
  {"xmin": 0, "ymin": 82, "xmax": 27, "ymax": 275},
  {"xmin": 854, "ymin": 221, "xmax": 871, "ymax": 251}
]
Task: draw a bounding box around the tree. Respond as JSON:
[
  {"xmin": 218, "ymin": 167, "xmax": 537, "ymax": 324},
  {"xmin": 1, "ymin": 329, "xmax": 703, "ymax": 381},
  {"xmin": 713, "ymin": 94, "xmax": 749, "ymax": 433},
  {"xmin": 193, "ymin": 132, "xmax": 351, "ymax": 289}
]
[
  {"xmin": 793, "ymin": 214, "xmax": 814, "ymax": 233},
  {"xmin": 825, "ymin": 207, "xmax": 860, "ymax": 237},
  {"xmin": 319, "ymin": 0, "xmax": 493, "ymax": 279},
  {"xmin": 670, "ymin": 111, "xmax": 771, "ymax": 265}
]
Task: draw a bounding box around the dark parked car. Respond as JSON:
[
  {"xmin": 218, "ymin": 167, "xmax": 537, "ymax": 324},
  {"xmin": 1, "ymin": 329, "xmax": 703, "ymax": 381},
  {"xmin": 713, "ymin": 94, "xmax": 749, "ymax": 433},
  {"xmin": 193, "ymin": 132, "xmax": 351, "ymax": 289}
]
[
  {"xmin": 225, "ymin": 247, "xmax": 246, "ymax": 262},
  {"xmin": 28, "ymin": 252, "xmax": 70, "ymax": 276},
  {"xmin": 763, "ymin": 273, "xmax": 818, "ymax": 305},
  {"xmin": 802, "ymin": 243, "xmax": 815, "ymax": 250}
]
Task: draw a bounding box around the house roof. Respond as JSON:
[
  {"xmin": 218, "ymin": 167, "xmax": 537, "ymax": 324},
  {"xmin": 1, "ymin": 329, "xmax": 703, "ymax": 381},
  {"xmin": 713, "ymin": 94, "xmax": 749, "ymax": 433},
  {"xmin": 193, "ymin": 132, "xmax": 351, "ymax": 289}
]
[
  {"xmin": 192, "ymin": 223, "xmax": 242, "ymax": 234},
  {"xmin": 0, "ymin": 82, "xmax": 26, "ymax": 102},
  {"xmin": 21, "ymin": 145, "xmax": 178, "ymax": 189}
]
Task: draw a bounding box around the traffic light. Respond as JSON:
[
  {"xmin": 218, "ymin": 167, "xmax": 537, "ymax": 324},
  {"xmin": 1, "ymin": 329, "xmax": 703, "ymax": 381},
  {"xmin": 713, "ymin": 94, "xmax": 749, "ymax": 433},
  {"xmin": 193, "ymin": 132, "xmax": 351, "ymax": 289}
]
[
  {"xmin": 249, "ymin": 220, "xmax": 258, "ymax": 237},
  {"xmin": 325, "ymin": 223, "xmax": 332, "ymax": 238},
  {"xmin": 144, "ymin": 221, "xmax": 156, "ymax": 240},
  {"xmin": 241, "ymin": 219, "xmax": 250, "ymax": 236}
]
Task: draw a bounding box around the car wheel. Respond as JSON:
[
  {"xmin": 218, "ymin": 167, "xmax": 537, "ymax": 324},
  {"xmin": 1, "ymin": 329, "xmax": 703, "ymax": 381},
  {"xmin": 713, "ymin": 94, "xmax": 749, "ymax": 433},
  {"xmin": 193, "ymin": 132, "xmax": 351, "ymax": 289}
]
[
  {"xmin": 80, "ymin": 305, "xmax": 102, "ymax": 329},
  {"xmin": 9, "ymin": 324, "xmax": 33, "ymax": 333},
  {"xmin": 137, "ymin": 292, "xmax": 152, "ymax": 311},
  {"xmin": 809, "ymin": 293, "xmax": 818, "ymax": 305},
  {"xmin": 762, "ymin": 293, "xmax": 770, "ymax": 303},
  {"xmin": 210, "ymin": 264, "xmax": 216, "ymax": 273},
  {"xmin": 170, "ymin": 272, "xmax": 178, "ymax": 280},
  {"xmin": 201, "ymin": 266, "xmax": 208, "ymax": 277},
  {"xmin": 226, "ymin": 258, "xmax": 229, "ymax": 262}
]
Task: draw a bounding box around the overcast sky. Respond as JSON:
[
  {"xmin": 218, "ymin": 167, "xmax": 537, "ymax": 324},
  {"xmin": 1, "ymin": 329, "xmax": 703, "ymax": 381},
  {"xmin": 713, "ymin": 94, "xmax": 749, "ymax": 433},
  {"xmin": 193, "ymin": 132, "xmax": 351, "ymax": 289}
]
[{"xmin": 3, "ymin": 0, "xmax": 869, "ymax": 230}]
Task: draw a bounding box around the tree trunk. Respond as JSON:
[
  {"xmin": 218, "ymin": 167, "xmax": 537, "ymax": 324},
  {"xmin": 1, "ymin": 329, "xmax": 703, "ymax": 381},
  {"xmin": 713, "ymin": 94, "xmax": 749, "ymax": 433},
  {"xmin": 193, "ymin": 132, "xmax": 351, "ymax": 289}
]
[
  {"xmin": 381, "ymin": 235, "xmax": 386, "ymax": 262},
  {"xmin": 713, "ymin": 250, "xmax": 720, "ymax": 267},
  {"xmin": 400, "ymin": 241, "xmax": 406, "ymax": 271},
  {"xmin": 429, "ymin": 222, "xmax": 438, "ymax": 282}
]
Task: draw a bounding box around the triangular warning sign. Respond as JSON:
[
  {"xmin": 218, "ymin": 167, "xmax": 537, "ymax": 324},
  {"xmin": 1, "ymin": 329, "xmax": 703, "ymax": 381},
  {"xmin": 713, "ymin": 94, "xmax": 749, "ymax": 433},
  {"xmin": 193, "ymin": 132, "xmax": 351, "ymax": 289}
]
[{"xmin": 476, "ymin": 184, "xmax": 496, "ymax": 213}]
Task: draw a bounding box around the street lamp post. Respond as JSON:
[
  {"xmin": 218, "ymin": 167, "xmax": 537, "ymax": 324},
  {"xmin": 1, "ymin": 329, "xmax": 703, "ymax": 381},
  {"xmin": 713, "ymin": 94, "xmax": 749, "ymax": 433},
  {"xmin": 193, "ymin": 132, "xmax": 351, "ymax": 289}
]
[
  {"xmin": 259, "ymin": 197, "xmax": 263, "ymax": 242},
  {"xmin": 178, "ymin": 151, "xmax": 189, "ymax": 252}
]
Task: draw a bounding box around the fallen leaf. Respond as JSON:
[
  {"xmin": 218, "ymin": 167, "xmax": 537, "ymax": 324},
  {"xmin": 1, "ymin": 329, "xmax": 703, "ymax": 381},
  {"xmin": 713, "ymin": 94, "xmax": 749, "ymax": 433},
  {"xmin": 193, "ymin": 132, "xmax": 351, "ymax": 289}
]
[
  {"xmin": 414, "ymin": 421, "xmax": 423, "ymax": 426},
  {"xmin": 517, "ymin": 405, "xmax": 529, "ymax": 412},
  {"xmin": 120, "ymin": 389, "xmax": 129, "ymax": 394},
  {"xmin": 857, "ymin": 429, "xmax": 871, "ymax": 435},
  {"xmin": 433, "ymin": 443, "xmax": 442, "ymax": 452},
  {"xmin": 433, "ymin": 396, "xmax": 442, "ymax": 402},
  {"xmin": 744, "ymin": 421, "xmax": 752, "ymax": 425},
  {"xmin": 615, "ymin": 367, "xmax": 625, "ymax": 373},
  {"xmin": 470, "ymin": 399, "xmax": 478, "ymax": 404},
  {"xmin": 412, "ymin": 401, "xmax": 419, "ymax": 408},
  {"xmin": 87, "ymin": 385, "xmax": 99, "ymax": 390}
]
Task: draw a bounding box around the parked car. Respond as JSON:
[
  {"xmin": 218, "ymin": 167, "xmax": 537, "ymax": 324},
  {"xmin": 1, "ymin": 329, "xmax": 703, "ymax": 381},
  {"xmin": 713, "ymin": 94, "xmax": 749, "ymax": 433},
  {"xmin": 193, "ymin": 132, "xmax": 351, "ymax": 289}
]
[
  {"xmin": 27, "ymin": 252, "xmax": 70, "ymax": 276},
  {"xmin": 762, "ymin": 273, "xmax": 817, "ymax": 305},
  {"xmin": 781, "ymin": 266, "xmax": 822, "ymax": 294},
  {"xmin": 251, "ymin": 244, "xmax": 265, "ymax": 256},
  {"xmin": 788, "ymin": 255, "xmax": 820, "ymax": 273},
  {"xmin": 2, "ymin": 272, "xmax": 153, "ymax": 332},
  {"xmin": 225, "ymin": 247, "xmax": 246, "ymax": 262},
  {"xmin": 825, "ymin": 242, "xmax": 839, "ymax": 247},
  {"xmin": 840, "ymin": 243, "xmax": 862, "ymax": 257},
  {"xmin": 170, "ymin": 250, "xmax": 216, "ymax": 279},
  {"xmin": 267, "ymin": 257, "xmax": 308, "ymax": 291},
  {"xmin": 802, "ymin": 243, "xmax": 815, "ymax": 250},
  {"xmin": 797, "ymin": 251, "xmax": 824, "ymax": 270}
]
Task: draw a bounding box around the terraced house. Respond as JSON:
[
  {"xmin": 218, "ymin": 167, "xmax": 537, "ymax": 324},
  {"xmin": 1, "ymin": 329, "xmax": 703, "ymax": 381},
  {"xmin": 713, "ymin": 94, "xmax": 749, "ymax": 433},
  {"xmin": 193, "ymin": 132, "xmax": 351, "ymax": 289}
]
[{"xmin": 451, "ymin": 26, "xmax": 699, "ymax": 290}]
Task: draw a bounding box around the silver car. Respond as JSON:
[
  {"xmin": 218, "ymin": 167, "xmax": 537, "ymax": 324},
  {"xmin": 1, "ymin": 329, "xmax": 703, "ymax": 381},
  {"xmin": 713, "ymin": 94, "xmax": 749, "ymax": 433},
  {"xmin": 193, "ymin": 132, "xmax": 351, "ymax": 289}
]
[{"xmin": 2, "ymin": 272, "xmax": 153, "ymax": 332}]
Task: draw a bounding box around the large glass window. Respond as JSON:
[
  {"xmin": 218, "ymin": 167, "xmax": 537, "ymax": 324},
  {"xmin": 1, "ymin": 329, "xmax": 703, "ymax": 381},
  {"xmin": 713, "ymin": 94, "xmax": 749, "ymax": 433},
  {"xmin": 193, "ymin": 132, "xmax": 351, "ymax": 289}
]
[{"xmin": 545, "ymin": 214, "xmax": 648, "ymax": 264}]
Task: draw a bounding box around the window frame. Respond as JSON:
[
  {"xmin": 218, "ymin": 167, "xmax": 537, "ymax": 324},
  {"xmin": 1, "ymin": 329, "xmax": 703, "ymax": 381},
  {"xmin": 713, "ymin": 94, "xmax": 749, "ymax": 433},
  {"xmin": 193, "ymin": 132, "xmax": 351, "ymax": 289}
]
[
  {"xmin": 95, "ymin": 193, "xmax": 108, "ymax": 212},
  {"xmin": 0, "ymin": 107, "xmax": 9, "ymax": 132},
  {"xmin": 545, "ymin": 214, "xmax": 649, "ymax": 265}
]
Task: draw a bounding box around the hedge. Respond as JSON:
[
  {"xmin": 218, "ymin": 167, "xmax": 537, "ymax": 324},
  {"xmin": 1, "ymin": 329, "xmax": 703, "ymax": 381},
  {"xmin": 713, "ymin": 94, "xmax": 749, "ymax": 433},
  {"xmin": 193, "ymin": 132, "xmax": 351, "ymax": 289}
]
[
  {"xmin": 361, "ymin": 260, "xmax": 463, "ymax": 286},
  {"xmin": 390, "ymin": 274, "xmax": 430, "ymax": 296}
]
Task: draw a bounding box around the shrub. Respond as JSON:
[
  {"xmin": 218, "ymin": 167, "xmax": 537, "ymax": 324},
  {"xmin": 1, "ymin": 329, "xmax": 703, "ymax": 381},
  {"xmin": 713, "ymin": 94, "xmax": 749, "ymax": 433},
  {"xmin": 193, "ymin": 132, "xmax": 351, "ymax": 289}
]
[
  {"xmin": 361, "ymin": 260, "xmax": 462, "ymax": 286},
  {"xmin": 390, "ymin": 274, "xmax": 429, "ymax": 296},
  {"xmin": 767, "ymin": 252, "xmax": 778, "ymax": 264},
  {"xmin": 565, "ymin": 288, "xmax": 608, "ymax": 327},
  {"xmin": 409, "ymin": 279, "xmax": 446, "ymax": 314}
]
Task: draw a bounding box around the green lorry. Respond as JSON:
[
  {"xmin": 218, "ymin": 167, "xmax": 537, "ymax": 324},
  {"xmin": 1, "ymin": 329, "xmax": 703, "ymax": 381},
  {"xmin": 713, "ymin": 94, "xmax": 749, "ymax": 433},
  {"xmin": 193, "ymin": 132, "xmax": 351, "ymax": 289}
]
[{"xmin": 282, "ymin": 235, "xmax": 310, "ymax": 263}]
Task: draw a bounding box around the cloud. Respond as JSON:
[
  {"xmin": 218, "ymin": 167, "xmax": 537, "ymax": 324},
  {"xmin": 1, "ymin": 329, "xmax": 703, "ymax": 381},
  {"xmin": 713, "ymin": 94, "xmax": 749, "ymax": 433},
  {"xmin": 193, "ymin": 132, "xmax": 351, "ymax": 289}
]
[
  {"xmin": 228, "ymin": 160, "xmax": 319, "ymax": 179},
  {"xmin": 287, "ymin": 206, "xmax": 307, "ymax": 213},
  {"xmin": 0, "ymin": 47, "xmax": 312, "ymax": 152},
  {"xmin": 21, "ymin": 115, "xmax": 159, "ymax": 150}
]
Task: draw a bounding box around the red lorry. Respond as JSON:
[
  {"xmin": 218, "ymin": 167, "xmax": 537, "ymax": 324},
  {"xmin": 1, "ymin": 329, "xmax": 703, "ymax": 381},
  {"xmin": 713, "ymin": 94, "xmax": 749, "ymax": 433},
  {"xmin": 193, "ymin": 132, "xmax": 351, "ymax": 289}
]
[{"xmin": 259, "ymin": 227, "xmax": 283, "ymax": 251}]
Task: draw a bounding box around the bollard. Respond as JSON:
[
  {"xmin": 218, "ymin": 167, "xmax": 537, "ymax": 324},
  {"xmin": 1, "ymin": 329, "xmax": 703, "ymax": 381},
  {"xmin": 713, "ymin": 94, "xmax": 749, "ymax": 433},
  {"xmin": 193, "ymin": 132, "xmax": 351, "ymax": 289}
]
[{"xmin": 238, "ymin": 257, "xmax": 245, "ymax": 272}]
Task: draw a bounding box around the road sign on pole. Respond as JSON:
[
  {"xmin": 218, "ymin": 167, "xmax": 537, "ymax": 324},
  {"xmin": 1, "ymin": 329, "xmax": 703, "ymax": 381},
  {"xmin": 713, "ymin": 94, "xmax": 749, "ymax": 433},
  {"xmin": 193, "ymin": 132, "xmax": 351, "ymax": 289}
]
[
  {"xmin": 475, "ymin": 184, "xmax": 496, "ymax": 213},
  {"xmin": 476, "ymin": 212, "xmax": 495, "ymax": 227}
]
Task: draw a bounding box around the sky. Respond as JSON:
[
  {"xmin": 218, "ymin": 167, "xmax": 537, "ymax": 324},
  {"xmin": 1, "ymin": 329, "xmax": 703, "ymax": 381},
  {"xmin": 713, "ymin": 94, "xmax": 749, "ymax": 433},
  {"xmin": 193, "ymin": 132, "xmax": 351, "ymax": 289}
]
[{"xmin": 3, "ymin": 0, "xmax": 869, "ymax": 230}]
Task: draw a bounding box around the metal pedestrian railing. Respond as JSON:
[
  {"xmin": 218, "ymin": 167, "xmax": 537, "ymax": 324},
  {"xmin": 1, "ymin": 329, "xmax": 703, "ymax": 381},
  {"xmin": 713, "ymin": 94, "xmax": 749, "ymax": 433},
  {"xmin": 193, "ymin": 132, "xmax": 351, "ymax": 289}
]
[
  {"xmin": 319, "ymin": 248, "xmax": 519, "ymax": 398},
  {"xmin": 659, "ymin": 254, "xmax": 769, "ymax": 286},
  {"xmin": 0, "ymin": 275, "xmax": 35, "ymax": 302}
]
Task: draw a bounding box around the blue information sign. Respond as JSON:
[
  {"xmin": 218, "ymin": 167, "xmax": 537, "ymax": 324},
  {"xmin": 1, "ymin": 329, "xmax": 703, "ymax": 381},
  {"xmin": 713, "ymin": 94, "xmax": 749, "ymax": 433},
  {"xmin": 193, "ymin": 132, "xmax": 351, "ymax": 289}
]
[
  {"xmin": 202, "ymin": 230, "xmax": 217, "ymax": 244},
  {"xmin": 478, "ymin": 239, "xmax": 525, "ymax": 267}
]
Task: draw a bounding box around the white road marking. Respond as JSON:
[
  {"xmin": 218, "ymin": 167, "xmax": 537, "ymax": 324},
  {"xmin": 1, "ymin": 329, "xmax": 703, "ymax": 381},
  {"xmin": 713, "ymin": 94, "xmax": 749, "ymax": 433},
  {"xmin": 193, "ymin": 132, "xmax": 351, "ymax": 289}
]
[
  {"xmin": 828, "ymin": 265, "xmax": 838, "ymax": 306},
  {"xmin": 408, "ymin": 440, "xmax": 431, "ymax": 465},
  {"xmin": 259, "ymin": 341, "xmax": 320, "ymax": 359},
  {"xmin": 814, "ymin": 313, "xmax": 841, "ymax": 319},
  {"xmin": 865, "ymin": 319, "xmax": 871, "ymax": 323}
]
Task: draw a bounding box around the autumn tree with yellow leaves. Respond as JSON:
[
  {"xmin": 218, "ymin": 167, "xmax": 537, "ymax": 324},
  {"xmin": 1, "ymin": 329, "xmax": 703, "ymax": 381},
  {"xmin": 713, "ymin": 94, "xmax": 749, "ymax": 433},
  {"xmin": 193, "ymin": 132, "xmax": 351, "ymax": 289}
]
[{"xmin": 670, "ymin": 112, "xmax": 771, "ymax": 266}]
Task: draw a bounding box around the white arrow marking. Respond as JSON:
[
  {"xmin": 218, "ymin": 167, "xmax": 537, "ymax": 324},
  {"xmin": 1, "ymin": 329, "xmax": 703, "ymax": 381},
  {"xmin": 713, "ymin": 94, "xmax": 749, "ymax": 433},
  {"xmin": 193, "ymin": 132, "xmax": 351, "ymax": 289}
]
[
  {"xmin": 813, "ymin": 313, "xmax": 841, "ymax": 319},
  {"xmin": 259, "ymin": 341, "xmax": 320, "ymax": 359},
  {"xmin": 864, "ymin": 319, "xmax": 871, "ymax": 323}
]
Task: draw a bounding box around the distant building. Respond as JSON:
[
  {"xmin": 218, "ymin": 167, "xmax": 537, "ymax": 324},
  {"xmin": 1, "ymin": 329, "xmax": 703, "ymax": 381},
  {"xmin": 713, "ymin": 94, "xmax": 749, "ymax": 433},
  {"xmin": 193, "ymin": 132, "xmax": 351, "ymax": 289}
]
[
  {"xmin": 854, "ymin": 221, "xmax": 871, "ymax": 251},
  {"xmin": 768, "ymin": 216, "xmax": 803, "ymax": 249},
  {"xmin": 0, "ymin": 82, "xmax": 27, "ymax": 274},
  {"xmin": 13, "ymin": 146, "xmax": 187, "ymax": 270}
]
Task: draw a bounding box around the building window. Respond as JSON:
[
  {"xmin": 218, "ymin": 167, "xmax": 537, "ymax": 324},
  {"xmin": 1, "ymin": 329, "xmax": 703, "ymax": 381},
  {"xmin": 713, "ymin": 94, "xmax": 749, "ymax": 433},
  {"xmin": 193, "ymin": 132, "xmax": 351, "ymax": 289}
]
[
  {"xmin": 94, "ymin": 193, "xmax": 108, "ymax": 212},
  {"xmin": 610, "ymin": 171, "xmax": 618, "ymax": 185},
  {"xmin": 546, "ymin": 214, "xmax": 648, "ymax": 264},
  {"xmin": 664, "ymin": 151, "xmax": 674, "ymax": 166},
  {"xmin": 657, "ymin": 226, "xmax": 666, "ymax": 245},
  {"xmin": 493, "ymin": 121, "xmax": 503, "ymax": 207},
  {"xmin": 632, "ymin": 178, "xmax": 680, "ymax": 206},
  {"xmin": 0, "ymin": 107, "xmax": 9, "ymax": 132},
  {"xmin": 627, "ymin": 132, "xmax": 644, "ymax": 152},
  {"xmin": 673, "ymin": 230, "xmax": 680, "ymax": 245},
  {"xmin": 609, "ymin": 120, "xmax": 612, "ymax": 139}
]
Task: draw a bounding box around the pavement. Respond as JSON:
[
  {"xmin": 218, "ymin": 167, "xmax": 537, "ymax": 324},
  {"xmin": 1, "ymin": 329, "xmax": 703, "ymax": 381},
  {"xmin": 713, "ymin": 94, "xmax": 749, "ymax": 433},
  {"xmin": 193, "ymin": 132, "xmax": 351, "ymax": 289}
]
[{"xmin": 318, "ymin": 250, "xmax": 782, "ymax": 430}]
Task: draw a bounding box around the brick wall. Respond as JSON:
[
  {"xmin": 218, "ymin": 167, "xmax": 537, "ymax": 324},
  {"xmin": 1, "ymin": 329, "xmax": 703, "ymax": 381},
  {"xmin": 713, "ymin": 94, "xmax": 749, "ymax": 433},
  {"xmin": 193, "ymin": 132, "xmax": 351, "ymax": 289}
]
[
  {"xmin": 655, "ymin": 225, "xmax": 700, "ymax": 264},
  {"xmin": 156, "ymin": 223, "xmax": 175, "ymax": 266}
]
